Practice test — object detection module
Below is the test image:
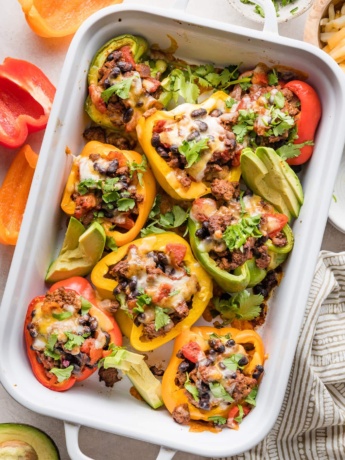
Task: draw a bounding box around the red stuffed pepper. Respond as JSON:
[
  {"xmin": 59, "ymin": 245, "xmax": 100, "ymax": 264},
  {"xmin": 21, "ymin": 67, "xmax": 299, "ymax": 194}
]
[{"xmin": 24, "ymin": 277, "xmax": 122, "ymax": 391}]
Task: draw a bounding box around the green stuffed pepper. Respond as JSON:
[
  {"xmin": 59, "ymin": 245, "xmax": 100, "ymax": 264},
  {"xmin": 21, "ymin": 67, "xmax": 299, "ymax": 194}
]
[
  {"xmin": 188, "ymin": 181, "xmax": 294, "ymax": 293},
  {"xmin": 85, "ymin": 34, "xmax": 167, "ymax": 135}
]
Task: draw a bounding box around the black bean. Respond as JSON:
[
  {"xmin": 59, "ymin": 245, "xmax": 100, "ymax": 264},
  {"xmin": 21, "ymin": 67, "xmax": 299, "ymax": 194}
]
[
  {"xmin": 103, "ymin": 332, "xmax": 111, "ymax": 349},
  {"xmin": 218, "ymin": 362, "xmax": 226, "ymax": 370},
  {"xmin": 253, "ymin": 286, "xmax": 268, "ymax": 298},
  {"xmin": 110, "ymin": 67, "xmax": 121, "ymax": 78},
  {"xmin": 157, "ymin": 253, "xmax": 168, "ymax": 265},
  {"xmin": 199, "ymin": 391, "xmax": 210, "ymax": 401},
  {"xmin": 150, "ymin": 365, "xmax": 164, "ymax": 377},
  {"xmin": 123, "ymin": 107, "xmax": 134, "ymax": 123},
  {"xmin": 119, "ymin": 175, "xmax": 129, "ymax": 182},
  {"xmin": 170, "ymin": 144, "xmax": 179, "ymax": 155},
  {"xmin": 210, "ymin": 109, "xmax": 223, "ymax": 117},
  {"xmin": 226, "ymin": 339, "xmax": 235, "ymax": 347},
  {"xmin": 238, "ymin": 356, "xmax": 249, "ymax": 367},
  {"xmin": 103, "ymin": 78, "xmax": 111, "ymax": 89},
  {"xmin": 106, "ymin": 159, "xmax": 119, "ymax": 177},
  {"xmin": 93, "ymin": 162, "xmax": 108, "ymax": 174},
  {"xmin": 196, "ymin": 227, "xmax": 209, "ymax": 239},
  {"xmin": 128, "ymin": 277, "xmax": 137, "ymax": 291},
  {"xmin": 156, "ymin": 146, "xmax": 169, "ymax": 159},
  {"xmin": 78, "ymin": 315, "xmax": 89, "ymax": 325},
  {"xmin": 118, "ymin": 61, "xmax": 133, "ymax": 72},
  {"xmin": 196, "ymin": 120, "xmax": 208, "ymax": 132},
  {"xmin": 31, "ymin": 309, "xmax": 36, "ymax": 318},
  {"xmin": 136, "ymin": 101, "xmax": 144, "ymax": 107},
  {"xmin": 120, "ymin": 280, "xmax": 128, "ymax": 288},
  {"xmin": 253, "ymin": 365, "xmax": 264, "ymax": 380},
  {"xmin": 89, "ymin": 318, "xmax": 98, "ymax": 331},
  {"xmin": 157, "ymin": 263, "xmax": 165, "ymax": 272},
  {"xmin": 106, "ymin": 53, "xmax": 114, "ymax": 61},
  {"xmin": 224, "ymin": 138, "xmax": 236, "ymax": 149},
  {"xmin": 199, "ymin": 400, "xmax": 210, "ymax": 410},
  {"xmin": 112, "ymin": 51, "xmax": 123, "ymax": 61},
  {"xmin": 190, "ymin": 108, "xmax": 207, "ymax": 118},
  {"xmin": 103, "ymin": 210, "xmax": 114, "ymax": 218},
  {"xmin": 186, "ymin": 130, "xmax": 200, "ymax": 142},
  {"xmin": 83, "ymin": 326, "xmax": 91, "ymax": 335},
  {"xmin": 113, "ymin": 285, "xmax": 122, "ymax": 295},
  {"xmin": 27, "ymin": 323, "xmax": 38, "ymax": 338},
  {"xmin": 178, "ymin": 361, "xmax": 190, "ymax": 373},
  {"xmin": 151, "ymin": 133, "xmax": 161, "ymax": 148}
]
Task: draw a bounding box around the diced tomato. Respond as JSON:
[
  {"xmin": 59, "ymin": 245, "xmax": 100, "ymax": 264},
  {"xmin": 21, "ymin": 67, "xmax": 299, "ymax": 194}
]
[
  {"xmin": 81, "ymin": 338, "xmax": 103, "ymax": 365},
  {"xmin": 106, "ymin": 150, "xmax": 127, "ymax": 168},
  {"xmin": 153, "ymin": 120, "xmax": 167, "ymax": 133},
  {"xmin": 262, "ymin": 213, "xmax": 288, "ymax": 238},
  {"xmin": 121, "ymin": 46, "xmax": 136, "ymax": 66},
  {"xmin": 252, "ymin": 72, "xmax": 268, "ymax": 86},
  {"xmin": 74, "ymin": 194, "xmax": 98, "ymax": 219},
  {"xmin": 153, "ymin": 283, "xmax": 172, "ymax": 303},
  {"xmin": 114, "ymin": 215, "xmax": 135, "ymax": 230},
  {"xmin": 181, "ymin": 341, "xmax": 204, "ymax": 363},
  {"xmin": 88, "ymin": 84, "xmax": 107, "ymax": 113},
  {"xmin": 166, "ymin": 243, "xmax": 187, "ymax": 266}
]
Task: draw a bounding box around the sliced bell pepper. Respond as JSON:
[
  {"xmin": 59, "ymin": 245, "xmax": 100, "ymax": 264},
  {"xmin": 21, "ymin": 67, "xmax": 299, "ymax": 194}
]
[
  {"xmin": 0, "ymin": 57, "xmax": 55, "ymax": 149},
  {"xmin": 91, "ymin": 232, "xmax": 213, "ymax": 351},
  {"xmin": 283, "ymin": 80, "xmax": 322, "ymax": 166},
  {"xmin": 136, "ymin": 91, "xmax": 242, "ymax": 201},
  {"xmin": 162, "ymin": 326, "xmax": 265, "ymax": 428},
  {"xmin": 18, "ymin": 0, "xmax": 123, "ymax": 38},
  {"xmin": 0, "ymin": 144, "xmax": 38, "ymax": 245},
  {"xmin": 188, "ymin": 196, "xmax": 294, "ymax": 293},
  {"xmin": 61, "ymin": 140, "xmax": 156, "ymax": 247},
  {"xmin": 24, "ymin": 277, "xmax": 122, "ymax": 392},
  {"xmin": 85, "ymin": 34, "xmax": 164, "ymax": 135}
]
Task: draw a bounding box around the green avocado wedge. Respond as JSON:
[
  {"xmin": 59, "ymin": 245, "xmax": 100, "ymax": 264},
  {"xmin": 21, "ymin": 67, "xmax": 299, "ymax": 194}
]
[
  {"xmin": 102, "ymin": 347, "xmax": 164, "ymax": 409},
  {"xmin": 240, "ymin": 147, "xmax": 304, "ymax": 221},
  {"xmin": 0, "ymin": 423, "xmax": 60, "ymax": 459},
  {"xmin": 46, "ymin": 218, "xmax": 106, "ymax": 283}
]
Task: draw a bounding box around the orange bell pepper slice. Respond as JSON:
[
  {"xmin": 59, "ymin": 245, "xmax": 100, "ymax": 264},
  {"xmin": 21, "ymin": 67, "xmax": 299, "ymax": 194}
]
[
  {"xmin": 0, "ymin": 144, "xmax": 38, "ymax": 245},
  {"xmin": 18, "ymin": 0, "xmax": 124, "ymax": 38}
]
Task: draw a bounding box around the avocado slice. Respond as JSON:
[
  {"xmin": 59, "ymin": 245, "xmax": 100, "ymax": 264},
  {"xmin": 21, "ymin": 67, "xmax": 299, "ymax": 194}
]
[
  {"xmin": 103, "ymin": 348, "xmax": 164, "ymax": 409},
  {"xmin": 46, "ymin": 219, "xmax": 106, "ymax": 282},
  {"xmin": 241, "ymin": 147, "xmax": 304, "ymax": 220},
  {"xmin": 0, "ymin": 424, "xmax": 60, "ymax": 459}
]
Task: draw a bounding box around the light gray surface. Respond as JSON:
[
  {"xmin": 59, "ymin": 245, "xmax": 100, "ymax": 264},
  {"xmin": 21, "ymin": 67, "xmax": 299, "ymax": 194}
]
[{"xmin": 1, "ymin": 0, "xmax": 343, "ymax": 459}]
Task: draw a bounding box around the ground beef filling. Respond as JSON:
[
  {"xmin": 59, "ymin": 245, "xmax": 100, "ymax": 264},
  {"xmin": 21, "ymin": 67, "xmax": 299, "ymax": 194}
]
[
  {"xmin": 172, "ymin": 335, "xmax": 262, "ymax": 428},
  {"xmin": 72, "ymin": 151, "xmax": 143, "ymax": 228},
  {"xmin": 191, "ymin": 190, "xmax": 288, "ymax": 272},
  {"xmin": 108, "ymin": 246, "xmax": 199, "ymax": 341},
  {"xmin": 27, "ymin": 288, "xmax": 110, "ymax": 380}
]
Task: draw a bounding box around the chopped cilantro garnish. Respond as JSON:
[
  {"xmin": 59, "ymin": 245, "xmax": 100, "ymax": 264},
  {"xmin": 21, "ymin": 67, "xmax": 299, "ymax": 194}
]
[
  {"xmin": 169, "ymin": 290, "xmax": 180, "ymax": 297},
  {"xmin": 141, "ymin": 205, "xmax": 189, "ymax": 237},
  {"xmin": 102, "ymin": 190, "xmax": 120, "ymax": 203},
  {"xmin": 184, "ymin": 372, "xmax": 199, "ymax": 402},
  {"xmin": 101, "ymin": 77, "xmax": 134, "ymax": 102},
  {"xmin": 209, "ymin": 382, "xmax": 234, "ymax": 403},
  {"xmin": 128, "ymin": 155, "xmax": 147, "ymax": 186},
  {"xmin": 154, "ymin": 306, "xmax": 171, "ymax": 331},
  {"xmin": 213, "ymin": 290, "xmax": 263, "ymax": 322},
  {"xmin": 268, "ymin": 69, "xmax": 279, "ymax": 86},
  {"xmin": 64, "ymin": 332, "xmax": 85, "ymax": 350},
  {"xmin": 222, "ymin": 215, "xmax": 262, "ymax": 251},
  {"xmin": 234, "ymin": 404, "xmax": 245, "ymax": 423},
  {"xmin": 77, "ymin": 179, "xmax": 101, "ymax": 195},
  {"xmin": 276, "ymin": 140, "xmax": 314, "ymax": 160},
  {"xmin": 50, "ymin": 365, "xmax": 74, "ymax": 383},
  {"xmin": 226, "ymin": 97, "xmax": 237, "ymax": 108},
  {"xmin": 208, "ymin": 416, "xmax": 227, "ymax": 425},
  {"xmin": 80, "ymin": 296, "xmax": 93, "ymax": 315},
  {"xmin": 106, "ymin": 236, "xmax": 118, "ymax": 251},
  {"xmin": 245, "ymin": 387, "xmax": 258, "ymax": 406},
  {"xmin": 44, "ymin": 334, "xmax": 60, "ymax": 361},
  {"xmin": 117, "ymin": 198, "xmax": 135, "ymax": 212},
  {"xmin": 223, "ymin": 353, "xmax": 246, "ymax": 372},
  {"xmin": 274, "ymin": 91, "xmax": 285, "ymax": 109},
  {"xmin": 135, "ymin": 293, "xmax": 152, "ymax": 310},
  {"xmin": 178, "ymin": 138, "xmax": 209, "ymax": 168}
]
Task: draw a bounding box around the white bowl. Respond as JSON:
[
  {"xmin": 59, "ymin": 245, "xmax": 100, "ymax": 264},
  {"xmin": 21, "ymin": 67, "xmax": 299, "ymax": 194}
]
[{"xmin": 229, "ymin": 0, "xmax": 313, "ymax": 23}]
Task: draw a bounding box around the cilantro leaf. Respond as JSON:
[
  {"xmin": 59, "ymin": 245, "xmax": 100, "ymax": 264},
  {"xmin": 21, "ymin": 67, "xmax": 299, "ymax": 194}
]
[
  {"xmin": 209, "ymin": 382, "xmax": 234, "ymax": 403},
  {"xmin": 128, "ymin": 155, "xmax": 147, "ymax": 186},
  {"xmin": 178, "ymin": 138, "xmax": 209, "ymax": 168},
  {"xmin": 77, "ymin": 179, "xmax": 101, "ymax": 195},
  {"xmin": 135, "ymin": 293, "xmax": 152, "ymax": 310},
  {"xmin": 184, "ymin": 372, "xmax": 199, "ymax": 401},
  {"xmin": 223, "ymin": 353, "xmax": 246, "ymax": 371},
  {"xmin": 64, "ymin": 332, "xmax": 85, "ymax": 350},
  {"xmin": 50, "ymin": 365, "xmax": 74, "ymax": 383},
  {"xmin": 102, "ymin": 190, "xmax": 120, "ymax": 203},
  {"xmin": 169, "ymin": 290, "xmax": 180, "ymax": 297},
  {"xmin": 44, "ymin": 334, "xmax": 60, "ymax": 361},
  {"xmin": 276, "ymin": 140, "xmax": 314, "ymax": 160},
  {"xmin": 159, "ymin": 69, "xmax": 200, "ymax": 107},
  {"xmin": 154, "ymin": 306, "xmax": 171, "ymax": 331},
  {"xmin": 234, "ymin": 404, "xmax": 245, "ymax": 423},
  {"xmin": 222, "ymin": 215, "xmax": 262, "ymax": 251},
  {"xmin": 245, "ymin": 387, "xmax": 258, "ymax": 406},
  {"xmin": 226, "ymin": 97, "xmax": 238, "ymax": 108},
  {"xmin": 117, "ymin": 198, "xmax": 135, "ymax": 212},
  {"xmin": 80, "ymin": 296, "xmax": 93, "ymax": 315},
  {"xmin": 106, "ymin": 236, "xmax": 118, "ymax": 251},
  {"xmin": 149, "ymin": 195, "xmax": 162, "ymax": 219},
  {"xmin": 208, "ymin": 416, "xmax": 227, "ymax": 425},
  {"xmin": 268, "ymin": 69, "xmax": 278, "ymax": 85},
  {"xmin": 274, "ymin": 91, "xmax": 285, "ymax": 109},
  {"xmin": 140, "ymin": 225, "xmax": 166, "ymax": 238},
  {"xmin": 213, "ymin": 291, "xmax": 263, "ymax": 321},
  {"xmin": 101, "ymin": 77, "xmax": 134, "ymax": 102}
]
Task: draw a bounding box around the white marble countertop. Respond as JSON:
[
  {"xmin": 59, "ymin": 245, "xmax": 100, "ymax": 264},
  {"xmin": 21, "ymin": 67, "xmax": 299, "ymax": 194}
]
[{"xmin": 0, "ymin": 0, "xmax": 344, "ymax": 458}]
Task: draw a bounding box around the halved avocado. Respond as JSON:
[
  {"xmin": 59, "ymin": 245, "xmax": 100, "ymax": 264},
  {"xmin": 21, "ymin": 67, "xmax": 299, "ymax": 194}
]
[
  {"xmin": 0, "ymin": 424, "xmax": 60, "ymax": 459},
  {"xmin": 46, "ymin": 219, "xmax": 106, "ymax": 282}
]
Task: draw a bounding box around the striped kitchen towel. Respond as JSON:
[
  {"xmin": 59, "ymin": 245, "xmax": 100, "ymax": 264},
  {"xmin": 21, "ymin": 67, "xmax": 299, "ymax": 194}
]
[{"xmin": 217, "ymin": 251, "xmax": 345, "ymax": 460}]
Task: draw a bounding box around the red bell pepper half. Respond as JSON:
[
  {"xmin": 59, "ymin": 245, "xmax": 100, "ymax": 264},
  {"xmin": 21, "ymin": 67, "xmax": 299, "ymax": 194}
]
[
  {"xmin": 284, "ymin": 80, "xmax": 322, "ymax": 166},
  {"xmin": 24, "ymin": 277, "xmax": 122, "ymax": 391},
  {"xmin": 0, "ymin": 57, "xmax": 55, "ymax": 149}
]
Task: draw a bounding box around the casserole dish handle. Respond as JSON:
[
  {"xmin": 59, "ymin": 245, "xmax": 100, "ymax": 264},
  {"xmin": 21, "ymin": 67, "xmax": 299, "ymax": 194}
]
[
  {"xmin": 172, "ymin": 0, "xmax": 279, "ymax": 35},
  {"xmin": 64, "ymin": 422, "xmax": 177, "ymax": 460}
]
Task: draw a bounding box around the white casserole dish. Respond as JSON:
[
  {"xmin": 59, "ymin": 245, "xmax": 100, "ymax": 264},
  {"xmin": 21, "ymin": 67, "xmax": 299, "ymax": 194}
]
[{"xmin": 1, "ymin": 1, "xmax": 345, "ymax": 459}]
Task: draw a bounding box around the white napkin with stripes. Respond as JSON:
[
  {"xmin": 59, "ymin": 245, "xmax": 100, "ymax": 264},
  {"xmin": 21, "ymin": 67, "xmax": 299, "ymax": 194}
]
[{"xmin": 216, "ymin": 251, "xmax": 345, "ymax": 460}]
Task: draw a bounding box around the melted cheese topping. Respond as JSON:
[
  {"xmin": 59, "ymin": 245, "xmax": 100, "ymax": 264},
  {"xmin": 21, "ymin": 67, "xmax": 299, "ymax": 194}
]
[{"xmin": 77, "ymin": 156, "xmax": 108, "ymax": 182}]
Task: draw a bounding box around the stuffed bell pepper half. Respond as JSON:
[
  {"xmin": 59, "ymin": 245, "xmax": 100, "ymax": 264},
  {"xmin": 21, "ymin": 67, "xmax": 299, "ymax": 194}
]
[
  {"xmin": 85, "ymin": 34, "xmax": 166, "ymax": 137},
  {"xmin": 61, "ymin": 141, "xmax": 156, "ymax": 248},
  {"xmin": 188, "ymin": 181, "xmax": 294, "ymax": 293},
  {"xmin": 24, "ymin": 277, "xmax": 122, "ymax": 391},
  {"xmin": 91, "ymin": 233, "xmax": 213, "ymax": 351},
  {"xmin": 162, "ymin": 326, "xmax": 265, "ymax": 430}
]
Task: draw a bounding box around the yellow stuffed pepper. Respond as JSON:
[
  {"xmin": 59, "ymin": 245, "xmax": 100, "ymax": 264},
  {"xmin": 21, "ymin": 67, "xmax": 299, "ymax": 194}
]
[
  {"xmin": 91, "ymin": 232, "xmax": 213, "ymax": 351},
  {"xmin": 61, "ymin": 140, "xmax": 156, "ymax": 247},
  {"xmin": 162, "ymin": 326, "xmax": 265, "ymax": 430},
  {"xmin": 136, "ymin": 91, "xmax": 241, "ymax": 201}
]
